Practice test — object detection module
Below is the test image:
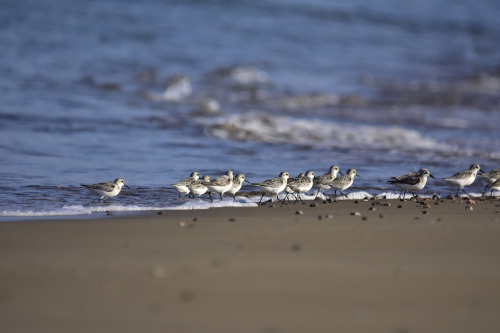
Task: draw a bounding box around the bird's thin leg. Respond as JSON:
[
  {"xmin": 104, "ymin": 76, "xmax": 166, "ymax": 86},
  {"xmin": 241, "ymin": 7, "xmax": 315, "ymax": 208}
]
[
  {"xmin": 461, "ymin": 187, "xmax": 471, "ymax": 197},
  {"xmin": 258, "ymin": 193, "xmax": 265, "ymax": 205},
  {"xmin": 482, "ymin": 184, "xmax": 489, "ymax": 197}
]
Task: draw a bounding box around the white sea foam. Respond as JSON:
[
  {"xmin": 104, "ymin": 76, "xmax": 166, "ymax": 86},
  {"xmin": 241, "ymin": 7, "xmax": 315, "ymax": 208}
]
[
  {"xmin": 201, "ymin": 112, "xmax": 448, "ymax": 151},
  {"xmin": 1, "ymin": 191, "xmax": 486, "ymax": 219},
  {"xmin": 0, "ymin": 198, "xmax": 258, "ymax": 218}
]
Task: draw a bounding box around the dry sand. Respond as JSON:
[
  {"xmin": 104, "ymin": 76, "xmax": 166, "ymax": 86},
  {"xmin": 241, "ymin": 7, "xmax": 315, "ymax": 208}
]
[{"xmin": 1, "ymin": 197, "xmax": 500, "ymax": 333}]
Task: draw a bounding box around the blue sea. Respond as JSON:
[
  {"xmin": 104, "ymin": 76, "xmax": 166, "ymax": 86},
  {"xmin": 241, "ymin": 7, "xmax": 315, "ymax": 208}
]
[{"xmin": 1, "ymin": 0, "xmax": 500, "ymax": 219}]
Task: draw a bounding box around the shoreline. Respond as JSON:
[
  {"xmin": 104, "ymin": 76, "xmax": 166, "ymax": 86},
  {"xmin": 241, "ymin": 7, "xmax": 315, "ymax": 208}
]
[{"xmin": 1, "ymin": 198, "xmax": 500, "ymax": 332}]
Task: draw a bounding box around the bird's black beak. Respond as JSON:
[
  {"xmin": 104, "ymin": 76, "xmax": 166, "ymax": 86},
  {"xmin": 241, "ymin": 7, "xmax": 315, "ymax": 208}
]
[
  {"xmin": 356, "ymin": 174, "xmax": 361, "ymax": 177},
  {"xmin": 244, "ymin": 180, "xmax": 251, "ymax": 184},
  {"xmin": 480, "ymin": 169, "xmax": 486, "ymax": 173},
  {"xmin": 429, "ymin": 174, "xmax": 435, "ymax": 179},
  {"xmin": 124, "ymin": 185, "xmax": 130, "ymax": 189}
]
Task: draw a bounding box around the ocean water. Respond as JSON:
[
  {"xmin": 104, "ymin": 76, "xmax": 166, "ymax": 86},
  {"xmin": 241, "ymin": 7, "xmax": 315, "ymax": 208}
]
[{"xmin": 1, "ymin": 0, "xmax": 500, "ymax": 219}]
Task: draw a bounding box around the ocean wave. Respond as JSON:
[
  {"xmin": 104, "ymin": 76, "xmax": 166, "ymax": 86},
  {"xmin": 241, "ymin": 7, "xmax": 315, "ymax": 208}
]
[{"xmin": 201, "ymin": 112, "xmax": 445, "ymax": 151}]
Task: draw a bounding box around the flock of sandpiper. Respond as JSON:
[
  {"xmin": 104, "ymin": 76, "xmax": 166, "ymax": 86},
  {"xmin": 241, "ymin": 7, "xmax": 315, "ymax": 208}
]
[{"xmin": 81, "ymin": 164, "xmax": 500, "ymax": 204}]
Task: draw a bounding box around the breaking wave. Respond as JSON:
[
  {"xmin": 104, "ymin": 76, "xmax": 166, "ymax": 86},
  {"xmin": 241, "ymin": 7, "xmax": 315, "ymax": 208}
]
[{"xmin": 201, "ymin": 112, "xmax": 446, "ymax": 151}]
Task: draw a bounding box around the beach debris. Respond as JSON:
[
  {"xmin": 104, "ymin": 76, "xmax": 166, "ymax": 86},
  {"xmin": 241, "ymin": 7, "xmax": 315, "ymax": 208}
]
[
  {"xmin": 465, "ymin": 206, "xmax": 474, "ymax": 211},
  {"xmin": 422, "ymin": 210, "xmax": 430, "ymax": 215},
  {"xmin": 178, "ymin": 221, "xmax": 188, "ymax": 227},
  {"xmin": 309, "ymin": 202, "xmax": 318, "ymax": 208},
  {"xmin": 229, "ymin": 217, "xmax": 236, "ymax": 222},
  {"xmin": 351, "ymin": 211, "xmax": 362, "ymax": 216},
  {"xmin": 447, "ymin": 194, "xmax": 455, "ymax": 200},
  {"xmin": 178, "ymin": 289, "xmax": 196, "ymax": 303},
  {"xmin": 432, "ymin": 194, "xmax": 440, "ymax": 200},
  {"xmin": 369, "ymin": 207, "xmax": 376, "ymax": 211},
  {"xmin": 193, "ymin": 217, "xmax": 198, "ymax": 221},
  {"xmin": 434, "ymin": 202, "xmax": 441, "ymax": 205},
  {"xmin": 150, "ymin": 265, "xmax": 169, "ymax": 279},
  {"xmin": 106, "ymin": 211, "xmax": 113, "ymax": 216},
  {"xmin": 397, "ymin": 205, "xmax": 403, "ymax": 208},
  {"xmin": 383, "ymin": 203, "xmax": 391, "ymax": 207},
  {"xmin": 362, "ymin": 216, "xmax": 368, "ymax": 221},
  {"xmin": 379, "ymin": 214, "xmax": 385, "ymax": 219},
  {"xmin": 295, "ymin": 210, "xmax": 304, "ymax": 215},
  {"xmin": 157, "ymin": 211, "xmax": 165, "ymax": 215},
  {"xmin": 467, "ymin": 199, "xmax": 477, "ymax": 205},
  {"xmin": 423, "ymin": 205, "xmax": 431, "ymax": 209},
  {"xmin": 354, "ymin": 200, "xmax": 360, "ymax": 204}
]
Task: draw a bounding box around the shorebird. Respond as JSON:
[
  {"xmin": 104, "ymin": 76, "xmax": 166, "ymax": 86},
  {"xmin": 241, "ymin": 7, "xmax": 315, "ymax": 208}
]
[
  {"xmin": 81, "ymin": 178, "xmax": 129, "ymax": 203},
  {"xmin": 188, "ymin": 175, "xmax": 211, "ymax": 198},
  {"xmin": 282, "ymin": 173, "xmax": 303, "ymax": 203},
  {"xmin": 313, "ymin": 165, "xmax": 341, "ymax": 199},
  {"xmin": 329, "ymin": 169, "xmax": 359, "ymax": 199},
  {"xmin": 287, "ymin": 170, "xmax": 314, "ymax": 203},
  {"xmin": 443, "ymin": 164, "xmax": 484, "ymax": 197},
  {"xmin": 172, "ymin": 171, "xmax": 199, "ymax": 198},
  {"xmin": 487, "ymin": 178, "xmax": 500, "ymax": 197},
  {"xmin": 252, "ymin": 171, "xmax": 290, "ymax": 205},
  {"xmin": 479, "ymin": 168, "xmax": 500, "ymax": 196},
  {"xmin": 203, "ymin": 170, "xmax": 234, "ymax": 202},
  {"xmin": 226, "ymin": 173, "xmax": 250, "ymax": 201},
  {"xmin": 387, "ymin": 168, "xmax": 435, "ymax": 199}
]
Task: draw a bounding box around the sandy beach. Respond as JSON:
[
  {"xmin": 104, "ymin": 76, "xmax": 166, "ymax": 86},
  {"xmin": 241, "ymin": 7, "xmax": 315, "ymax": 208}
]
[{"xmin": 1, "ymin": 197, "xmax": 500, "ymax": 333}]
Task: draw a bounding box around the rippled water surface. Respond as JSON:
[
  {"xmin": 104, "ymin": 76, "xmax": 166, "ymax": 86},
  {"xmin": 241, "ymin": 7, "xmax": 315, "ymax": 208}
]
[{"xmin": 1, "ymin": 0, "xmax": 500, "ymax": 218}]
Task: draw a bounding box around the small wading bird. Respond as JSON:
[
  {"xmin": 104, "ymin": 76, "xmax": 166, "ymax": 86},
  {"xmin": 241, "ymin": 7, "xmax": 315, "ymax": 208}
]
[
  {"xmin": 486, "ymin": 178, "xmax": 500, "ymax": 197},
  {"xmin": 282, "ymin": 173, "xmax": 304, "ymax": 203},
  {"xmin": 387, "ymin": 168, "xmax": 435, "ymax": 200},
  {"xmin": 171, "ymin": 171, "xmax": 199, "ymax": 198},
  {"xmin": 252, "ymin": 171, "xmax": 290, "ymax": 205},
  {"xmin": 287, "ymin": 170, "xmax": 315, "ymax": 203},
  {"xmin": 329, "ymin": 169, "xmax": 360, "ymax": 199},
  {"xmin": 188, "ymin": 175, "xmax": 211, "ymax": 199},
  {"xmin": 443, "ymin": 164, "xmax": 484, "ymax": 197},
  {"xmin": 81, "ymin": 178, "xmax": 129, "ymax": 203},
  {"xmin": 313, "ymin": 165, "xmax": 342, "ymax": 199},
  {"xmin": 479, "ymin": 168, "xmax": 500, "ymax": 196},
  {"xmin": 203, "ymin": 170, "xmax": 234, "ymax": 202},
  {"xmin": 226, "ymin": 173, "xmax": 250, "ymax": 201}
]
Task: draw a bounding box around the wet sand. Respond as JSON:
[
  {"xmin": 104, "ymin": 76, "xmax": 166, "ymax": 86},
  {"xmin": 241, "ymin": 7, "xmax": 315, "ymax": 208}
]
[{"xmin": 1, "ymin": 197, "xmax": 500, "ymax": 333}]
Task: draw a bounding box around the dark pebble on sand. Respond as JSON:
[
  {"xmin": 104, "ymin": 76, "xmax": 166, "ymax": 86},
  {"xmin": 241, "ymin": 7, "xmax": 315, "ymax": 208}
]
[{"xmin": 310, "ymin": 203, "xmax": 318, "ymax": 208}]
